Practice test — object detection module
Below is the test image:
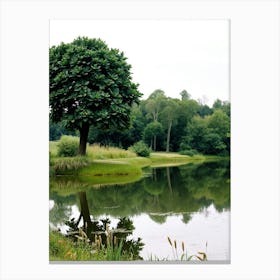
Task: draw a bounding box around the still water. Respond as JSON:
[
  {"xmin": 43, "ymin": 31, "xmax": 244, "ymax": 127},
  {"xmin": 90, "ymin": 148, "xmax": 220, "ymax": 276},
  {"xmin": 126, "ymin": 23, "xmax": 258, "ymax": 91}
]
[{"xmin": 49, "ymin": 160, "xmax": 230, "ymax": 261}]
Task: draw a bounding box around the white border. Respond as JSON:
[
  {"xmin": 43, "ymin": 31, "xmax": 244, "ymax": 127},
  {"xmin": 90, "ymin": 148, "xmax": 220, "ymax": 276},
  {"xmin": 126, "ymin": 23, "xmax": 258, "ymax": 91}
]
[{"xmin": 0, "ymin": 1, "xmax": 279, "ymax": 279}]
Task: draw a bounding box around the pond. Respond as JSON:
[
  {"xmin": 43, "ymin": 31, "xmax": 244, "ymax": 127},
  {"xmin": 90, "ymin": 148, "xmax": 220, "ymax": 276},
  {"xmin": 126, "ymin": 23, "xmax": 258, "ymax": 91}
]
[{"xmin": 49, "ymin": 160, "xmax": 230, "ymax": 262}]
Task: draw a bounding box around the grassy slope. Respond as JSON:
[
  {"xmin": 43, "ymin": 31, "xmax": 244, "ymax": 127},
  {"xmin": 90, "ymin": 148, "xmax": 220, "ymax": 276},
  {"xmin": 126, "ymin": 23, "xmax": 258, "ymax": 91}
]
[{"xmin": 50, "ymin": 142, "xmax": 224, "ymax": 178}]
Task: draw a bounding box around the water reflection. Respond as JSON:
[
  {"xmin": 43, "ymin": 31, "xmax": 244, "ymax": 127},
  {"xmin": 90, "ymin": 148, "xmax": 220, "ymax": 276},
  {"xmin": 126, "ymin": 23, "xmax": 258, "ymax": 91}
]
[{"xmin": 49, "ymin": 160, "xmax": 230, "ymax": 260}]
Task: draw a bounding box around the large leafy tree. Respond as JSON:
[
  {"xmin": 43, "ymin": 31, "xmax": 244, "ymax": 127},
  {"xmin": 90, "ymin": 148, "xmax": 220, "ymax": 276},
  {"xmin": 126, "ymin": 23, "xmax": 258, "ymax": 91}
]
[{"xmin": 49, "ymin": 37, "xmax": 141, "ymax": 155}]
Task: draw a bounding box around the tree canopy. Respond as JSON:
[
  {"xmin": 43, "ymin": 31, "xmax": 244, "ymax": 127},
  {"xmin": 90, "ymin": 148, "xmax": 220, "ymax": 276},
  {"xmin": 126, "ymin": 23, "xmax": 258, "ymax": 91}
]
[{"xmin": 49, "ymin": 37, "xmax": 141, "ymax": 155}]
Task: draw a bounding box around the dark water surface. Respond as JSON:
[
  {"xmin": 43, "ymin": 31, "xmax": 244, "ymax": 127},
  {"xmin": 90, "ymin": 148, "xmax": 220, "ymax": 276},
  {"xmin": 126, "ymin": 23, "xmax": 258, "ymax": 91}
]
[{"xmin": 49, "ymin": 160, "xmax": 230, "ymax": 261}]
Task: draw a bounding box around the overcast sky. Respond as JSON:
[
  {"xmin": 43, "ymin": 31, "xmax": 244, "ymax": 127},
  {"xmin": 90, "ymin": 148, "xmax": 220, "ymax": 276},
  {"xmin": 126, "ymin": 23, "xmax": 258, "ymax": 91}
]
[{"xmin": 50, "ymin": 20, "xmax": 229, "ymax": 106}]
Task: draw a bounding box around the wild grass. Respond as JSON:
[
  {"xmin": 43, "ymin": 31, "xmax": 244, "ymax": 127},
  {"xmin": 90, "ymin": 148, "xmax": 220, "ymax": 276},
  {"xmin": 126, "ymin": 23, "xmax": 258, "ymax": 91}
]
[
  {"xmin": 49, "ymin": 230, "xmax": 93, "ymax": 261},
  {"xmin": 166, "ymin": 236, "xmax": 208, "ymax": 261},
  {"xmin": 148, "ymin": 237, "xmax": 208, "ymax": 262},
  {"xmin": 50, "ymin": 142, "xmax": 141, "ymax": 175},
  {"xmin": 50, "ymin": 228, "xmax": 134, "ymax": 261},
  {"xmin": 52, "ymin": 157, "xmax": 90, "ymax": 173},
  {"xmin": 49, "ymin": 142, "xmax": 136, "ymax": 159},
  {"xmin": 86, "ymin": 144, "xmax": 136, "ymax": 160}
]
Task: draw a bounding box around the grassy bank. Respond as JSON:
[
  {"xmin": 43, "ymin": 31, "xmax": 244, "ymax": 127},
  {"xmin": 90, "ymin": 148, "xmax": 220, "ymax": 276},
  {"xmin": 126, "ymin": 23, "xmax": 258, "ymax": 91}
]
[{"xmin": 50, "ymin": 141, "xmax": 226, "ymax": 179}]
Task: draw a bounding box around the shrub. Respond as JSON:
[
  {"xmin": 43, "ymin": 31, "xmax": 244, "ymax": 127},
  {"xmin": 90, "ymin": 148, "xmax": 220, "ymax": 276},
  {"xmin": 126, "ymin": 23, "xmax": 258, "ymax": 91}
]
[
  {"xmin": 129, "ymin": 141, "xmax": 151, "ymax": 157},
  {"xmin": 57, "ymin": 135, "xmax": 79, "ymax": 157}
]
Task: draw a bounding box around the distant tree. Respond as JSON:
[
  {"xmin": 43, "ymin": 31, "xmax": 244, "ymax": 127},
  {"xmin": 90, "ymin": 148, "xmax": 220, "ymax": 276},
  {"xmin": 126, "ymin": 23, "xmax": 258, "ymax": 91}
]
[
  {"xmin": 143, "ymin": 121, "xmax": 164, "ymax": 151},
  {"xmin": 213, "ymin": 99, "xmax": 223, "ymax": 110},
  {"xmin": 213, "ymin": 99, "xmax": 230, "ymax": 117},
  {"xmin": 198, "ymin": 104, "xmax": 213, "ymax": 117},
  {"xmin": 145, "ymin": 89, "xmax": 166, "ymax": 122},
  {"xmin": 49, "ymin": 37, "xmax": 141, "ymax": 155},
  {"xmin": 160, "ymin": 98, "xmax": 179, "ymax": 152},
  {"xmin": 145, "ymin": 90, "xmax": 166, "ymax": 150},
  {"xmin": 171, "ymin": 99, "xmax": 199, "ymax": 151},
  {"xmin": 180, "ymin": 109, "xmax": 230, "ymax": 155},
  {"xmin": 207, "ymin": 109, "xmax": 230, "ymax": 153},
  {"xmin": 179, "ymin": 89, "xmax": 191, "ymax": 100}
]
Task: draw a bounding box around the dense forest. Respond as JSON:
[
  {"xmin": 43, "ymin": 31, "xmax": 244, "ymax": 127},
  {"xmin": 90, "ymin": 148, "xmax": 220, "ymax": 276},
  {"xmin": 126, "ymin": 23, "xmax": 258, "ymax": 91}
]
[{"xmin": 50, "ymin": 89, "xmax": 230, "ymax": 156}]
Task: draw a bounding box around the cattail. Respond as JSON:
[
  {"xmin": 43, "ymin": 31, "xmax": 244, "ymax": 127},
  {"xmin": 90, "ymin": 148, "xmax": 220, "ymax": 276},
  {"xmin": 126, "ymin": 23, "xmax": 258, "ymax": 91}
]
[
  {"xmin": 174, "ymin": 240, "xmax": 177, "ymax": 250},
  {"xmin": 167, "ymin": 236, "xmax": 172, "ymax": 247},
  {"xmin": 114, "ymin": 236, "xmax": 117, "ymax": 246},
  {"xmin": 182, "ymin": 241, "xmax": 185, "ymax": 252}
]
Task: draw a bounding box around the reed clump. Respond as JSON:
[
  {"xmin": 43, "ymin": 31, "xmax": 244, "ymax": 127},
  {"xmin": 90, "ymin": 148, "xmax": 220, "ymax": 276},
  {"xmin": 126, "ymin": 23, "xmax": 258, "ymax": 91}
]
[
  {"xmin": 52, "ymin": 156, "xmax": 90, "ymax": 172},
  {"xmin": 166, "ymin": 236, "xmax": 208, "ymax": 261}
]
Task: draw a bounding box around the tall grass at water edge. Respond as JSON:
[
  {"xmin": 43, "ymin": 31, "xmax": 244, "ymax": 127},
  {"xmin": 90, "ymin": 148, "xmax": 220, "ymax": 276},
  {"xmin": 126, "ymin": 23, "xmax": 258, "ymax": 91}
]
[
  {"xmin": 149, "ymin": 236, "xmax": 208, "ymax": 262},
  {"xmin": 86, "ymin": 144, "xmax": 136, "ymax": 159},
  {"xmin": 49, "ymin": 141, "xmax": 136, "ymax": 159},
  {"xmin": 49, "ymin": 230, "xmax": 129, "ymax": 261},
  {"xmin": 50, "ymin": 141, "xmax": 138, "ymax": 174}
]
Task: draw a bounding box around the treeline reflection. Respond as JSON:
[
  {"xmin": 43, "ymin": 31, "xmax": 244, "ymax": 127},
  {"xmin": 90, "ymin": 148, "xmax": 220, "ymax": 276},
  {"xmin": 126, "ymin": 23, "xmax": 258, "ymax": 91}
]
[{"xmin": 50, "ymin": 160, "xmax": 230, "ymax": 226}]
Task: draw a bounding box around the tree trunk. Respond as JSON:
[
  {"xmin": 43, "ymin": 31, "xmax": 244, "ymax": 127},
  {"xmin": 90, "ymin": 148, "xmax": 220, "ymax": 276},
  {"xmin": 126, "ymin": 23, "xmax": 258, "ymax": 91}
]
[
  {"xmin": 153, "ymin": 135, "xmax": 157, "ymax": 151},
  {"xmin": 166, "ymin": 121, "xmax": 172, "ymax": 152},
  {"xmin": 78, "ymin": 123, "xmax": 89, "ymax": 156}
]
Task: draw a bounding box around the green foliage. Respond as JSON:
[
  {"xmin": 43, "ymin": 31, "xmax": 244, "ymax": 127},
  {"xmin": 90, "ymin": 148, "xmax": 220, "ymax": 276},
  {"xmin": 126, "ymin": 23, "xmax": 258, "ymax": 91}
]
[
  {"xmin": 143, "ymin": 121, "xmax": 164, "ymax": 144},
  {"xmin": 198, "ymin": 104, "xmax": 213, "ymax": 117},
  {"xmin": 49, "ymin": 37, "xmax": 141, "ymax": 154},
  {"xmin": 49, "ymin": 227, "xmax": 142, "ymax": 261},
  {"xmin": 179, "ymin": 89, "xmax": 191, "ymax": 100},
  {"xmin": 129, "ymin": 141, "xmax": 151, "ymax": 157},
  {"xmin": 57, "ymin": 135, "xmax": 79, "ymax": 157},
  {"xmin": 180, "ymin": 110, "xmax": 230, "ymax": 155},
  {"xmin": 59, "ymin": 216, "xmax": 144, "ymax": 261},
  {"xmin": 49, "ymin": 121, "xmax": 77, "ymax": 141},
  {"xmin": 213, "ymin": 99, "xmax": 230, "ymax": 117},
  {"xmin": 50, "ymin": 37, "xmax": 141, "ymax": 130}
]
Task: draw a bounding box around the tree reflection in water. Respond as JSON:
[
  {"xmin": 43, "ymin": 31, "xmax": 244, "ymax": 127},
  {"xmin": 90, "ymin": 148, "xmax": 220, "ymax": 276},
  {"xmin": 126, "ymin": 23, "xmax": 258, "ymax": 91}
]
[
  {"xmin": 50, "ymin": 160, "xmax": 230, "ymax": 225},
  {"xmin": 64, "ymin": 191, "xmax": 144, "ymax": 260}
]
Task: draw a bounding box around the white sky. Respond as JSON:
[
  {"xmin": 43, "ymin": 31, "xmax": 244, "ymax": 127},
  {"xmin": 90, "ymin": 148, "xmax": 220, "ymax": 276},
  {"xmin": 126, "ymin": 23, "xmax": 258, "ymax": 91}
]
[{"xmin": 50, "ymin": 20, "xmax": 229, "ymax": 106}]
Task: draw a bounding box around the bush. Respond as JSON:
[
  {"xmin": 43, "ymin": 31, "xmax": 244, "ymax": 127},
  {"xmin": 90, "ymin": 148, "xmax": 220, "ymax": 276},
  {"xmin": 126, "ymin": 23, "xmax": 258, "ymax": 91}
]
[
  {"xmin": 57, "ymin": 135, "xmax": 79, "ymax": 157},
  {"xmin": 129, "ymin": 141, "xmax": 151, "ymax": 157},
  {"xmin": 179, "ymin": 149, "xmax": 198, "ymax": 156}
]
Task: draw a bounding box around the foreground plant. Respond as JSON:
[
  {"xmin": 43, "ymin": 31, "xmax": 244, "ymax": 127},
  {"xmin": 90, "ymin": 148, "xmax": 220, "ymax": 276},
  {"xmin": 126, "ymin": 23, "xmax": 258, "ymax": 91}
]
[
  {"xmin": 50, "ymin": 217, "xmax": 144, "ymax": 261},
  {"xmin": 167, "ymin": 236, "xmax": 208, "ymax": 261}
]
